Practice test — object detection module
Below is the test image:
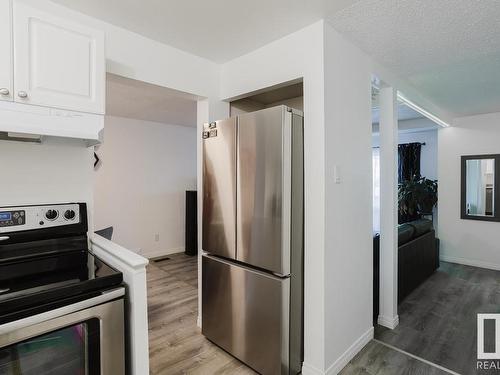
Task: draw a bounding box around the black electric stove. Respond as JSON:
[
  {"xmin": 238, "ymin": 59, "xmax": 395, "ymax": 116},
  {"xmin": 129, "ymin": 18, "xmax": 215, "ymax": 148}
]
[{"xmin": 0, "ymin": 203, "xmax": 123, "ymax": 324}]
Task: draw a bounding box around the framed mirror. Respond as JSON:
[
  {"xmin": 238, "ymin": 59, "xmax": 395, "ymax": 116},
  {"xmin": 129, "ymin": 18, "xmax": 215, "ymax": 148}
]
[{"xmin": 461, "ymin": 154, "xmax": 500, "ymax": 221}]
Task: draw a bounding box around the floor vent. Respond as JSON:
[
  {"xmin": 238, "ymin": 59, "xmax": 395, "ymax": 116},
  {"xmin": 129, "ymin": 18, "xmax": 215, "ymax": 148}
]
[{"xmin": 153, "ymin": 256, "xmax": 171, "ymax": 263}]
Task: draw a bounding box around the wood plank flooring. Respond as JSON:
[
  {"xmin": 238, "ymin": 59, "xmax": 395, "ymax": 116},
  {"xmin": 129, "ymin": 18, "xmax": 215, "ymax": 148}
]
[
  {"xmin": 147, "ymin": 255, "xmax": 495, "ymax": 374},
  {"xmin": 375, "ymin": 261, "xmax": 500, "ymax": 375},
  {"xmin": 147, "ymin": 253, "xmax": 257, "ymax": 375},
  {"xmin": 339, "ymin": 340, "xmax": 449, "ymax": 375}
]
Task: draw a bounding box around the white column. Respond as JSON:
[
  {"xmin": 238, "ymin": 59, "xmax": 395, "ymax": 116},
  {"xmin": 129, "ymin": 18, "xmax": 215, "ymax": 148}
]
[{"xmin": 378, "ymin": 86, "xmax": 399, "ymax": 329}]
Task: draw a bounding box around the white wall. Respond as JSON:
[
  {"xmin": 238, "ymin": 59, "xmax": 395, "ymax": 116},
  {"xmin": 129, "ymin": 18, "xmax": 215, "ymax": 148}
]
[
  {"xmin": 93, "ymin": 116, "xmax": 197, "ymax": 258},
  {"xmin": 222, "ymin": 21, "xmax": 328, "ymax": 372},
  {"xmin": 0, "ymin": 137, "xmax": 94, "ymax": 223},
  {"xmin": 221, "ymin": 20, "xmax": 376, "ymax": 374},
  {"xmin": 324, "ymin": 22, "xmax": 374, "ymax": 373},
  {"xmin": 438, "ymin": 112, "xmax": 500, "ymax": 270}
]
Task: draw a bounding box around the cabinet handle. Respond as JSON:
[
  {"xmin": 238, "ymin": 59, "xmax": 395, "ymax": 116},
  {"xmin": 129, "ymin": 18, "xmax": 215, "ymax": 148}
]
[
  {"xmin": 0, "ymin": 88, "xmax": 9, "ymax": 96},
  {"xmin": 17, "ymin": 91, "xmax": 28, "ymax": 99}
]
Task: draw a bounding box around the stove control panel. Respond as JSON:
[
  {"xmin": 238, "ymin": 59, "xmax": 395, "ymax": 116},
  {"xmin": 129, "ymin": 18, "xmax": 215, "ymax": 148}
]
[
  {"xmin": 0, "ymin": 204, "xmax": 81, "ymax": 233},
  {"xmin": 0, "ymin": 211, "xmax": 25, "ymax": 227}
]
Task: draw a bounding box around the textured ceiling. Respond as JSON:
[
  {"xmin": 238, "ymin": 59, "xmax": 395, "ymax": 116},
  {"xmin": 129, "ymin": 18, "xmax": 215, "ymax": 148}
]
[
  {"xmin": 329, "ymin": 0, "xmax": 500, "ymax": 117},
  {"xmin": 50, "ymin": 0, "xmax": 355, "ymax": 63},
  {"xmin": 52, "ymin": 0, "xmax": 500, "ymax": 118},
  {"xmin": 106, "ymin": 74, "xmax": 197, "ymax": 127}
]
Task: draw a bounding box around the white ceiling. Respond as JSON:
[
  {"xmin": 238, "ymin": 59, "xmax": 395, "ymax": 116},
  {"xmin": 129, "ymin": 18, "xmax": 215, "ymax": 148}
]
[
  {"xmin": 371, "ymin": 104, "xmax": 423, "ymax": 125},
  {"xmin": 50, "ymin": 0, "xmax": 355, "ymax": 63},
  {"xmin": 328, "ymin": 0, "xmax": 500, "ymax": 118},
  {"xmin": 106, "ymin": 74, "xmax": 197, "ymax": 127},
  {"xmin": 52, "ymin": 0, "xmax": 500, "ymax": 119}
]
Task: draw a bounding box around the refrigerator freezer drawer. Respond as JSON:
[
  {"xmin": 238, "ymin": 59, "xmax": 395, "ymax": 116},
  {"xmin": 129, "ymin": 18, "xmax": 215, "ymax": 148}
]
[{"xmin": 202, "ymin": 255, "xmax": 294, "ymax": 375}]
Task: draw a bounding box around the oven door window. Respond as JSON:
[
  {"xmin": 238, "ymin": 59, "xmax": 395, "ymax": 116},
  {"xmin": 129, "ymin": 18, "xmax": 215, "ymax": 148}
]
[{"xmin": 0, "ymin": 319, "xmax": 100, "ymax": 375}]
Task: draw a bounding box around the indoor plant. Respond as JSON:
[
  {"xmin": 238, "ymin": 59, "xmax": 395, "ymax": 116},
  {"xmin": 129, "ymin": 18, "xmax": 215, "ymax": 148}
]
[{"xmin": 398, "ymin": 175, "xmax": 438, "ymax": 217}]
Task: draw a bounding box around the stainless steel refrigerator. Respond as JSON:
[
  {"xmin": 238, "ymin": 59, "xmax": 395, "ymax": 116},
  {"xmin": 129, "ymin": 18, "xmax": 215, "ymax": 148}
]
[{"xmin": 201, "ymin": 105, "xmax": 304, "ymax": 375}]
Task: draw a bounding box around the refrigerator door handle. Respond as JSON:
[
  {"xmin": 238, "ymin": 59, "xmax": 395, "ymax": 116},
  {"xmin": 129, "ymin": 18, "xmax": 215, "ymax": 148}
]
[{"xmin": 203, "ymin": 254, "xmax": 290, "ymax": 280}]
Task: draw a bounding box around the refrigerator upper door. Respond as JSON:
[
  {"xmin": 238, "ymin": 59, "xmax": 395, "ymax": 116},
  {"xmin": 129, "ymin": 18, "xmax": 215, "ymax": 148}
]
[
  {"xmin": 237, "ymin": 106, "xmax": 291, "ymax": 275},
  {"xmin": 202, "ymin": 117, "xmax": 237, "ymax": 259}
]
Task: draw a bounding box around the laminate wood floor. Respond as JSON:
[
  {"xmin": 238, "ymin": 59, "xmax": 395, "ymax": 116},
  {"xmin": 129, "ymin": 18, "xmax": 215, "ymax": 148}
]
[
  {"xmin": 147, "ymin": 253, "xmax": 257, "ymax": 375},
  {"xmin": 339, "ymin": 340, "xmax": 450, "ymax": 375},
  {"xmin": 375, "ymin": 261, "xmax": 500, "ymax": 375},
  {"xmin": 147, "ymin": 255, "xmax": 490, "ymax": 374}
]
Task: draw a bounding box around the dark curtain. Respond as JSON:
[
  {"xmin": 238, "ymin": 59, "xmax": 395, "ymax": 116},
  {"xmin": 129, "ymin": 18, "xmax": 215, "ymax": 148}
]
[
  {"xmin": 398, "ymin": 143, "xmax": 421, "ymax": 183},
  {"xmin": 398, "ymin": 142, "xmax": 422, "ymax": 223}
]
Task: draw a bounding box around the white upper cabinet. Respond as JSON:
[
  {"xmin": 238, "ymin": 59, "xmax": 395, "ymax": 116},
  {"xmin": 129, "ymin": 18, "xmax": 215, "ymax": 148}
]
[
  {"xmin": 0, "ymin": 0, "xmax": 13, "ymax": 102},
  {"xmin": 13, "ymin": 1, "xmax": 105, "ymax": 114}
]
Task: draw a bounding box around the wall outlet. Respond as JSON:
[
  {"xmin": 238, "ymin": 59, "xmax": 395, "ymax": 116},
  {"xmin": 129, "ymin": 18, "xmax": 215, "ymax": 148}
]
[{"xmin": 155, "ymin": 234, "xmax": 160, "ymax": 242}]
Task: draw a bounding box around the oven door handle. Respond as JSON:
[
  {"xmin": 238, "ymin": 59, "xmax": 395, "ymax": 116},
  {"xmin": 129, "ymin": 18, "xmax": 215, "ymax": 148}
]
[{"xmin": 0, "ymin": 287, "xmax": 124, "ymax": 335}]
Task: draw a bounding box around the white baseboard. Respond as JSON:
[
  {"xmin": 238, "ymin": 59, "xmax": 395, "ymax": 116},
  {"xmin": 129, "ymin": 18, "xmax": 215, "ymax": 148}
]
[
  {"xmin": 325, "ymin": 327, "xmax": 374, "ymax": 375},
  {"xmin": 440, "ymin": 255, "xmax": 500, "ymax": 272},
  {"xmin": 145, "ymin": 247, "xmax": 184, "ymax": 259},
  {"xmin": 302, "ymin": 362, "xmax": 324, "ymax": 375},
  {"xmin": 378, "ymin": 314, "xmax": 399, "ymax": 329},
  {"xmin": 302, "ymin": 327, "xmax": 374, "ymax": 375}
]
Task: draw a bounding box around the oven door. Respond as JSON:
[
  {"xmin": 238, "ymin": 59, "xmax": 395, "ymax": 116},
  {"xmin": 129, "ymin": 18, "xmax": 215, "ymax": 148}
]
[{"xmin": 0, "ymin": 298, "xmax": 124, "ymax": 375}]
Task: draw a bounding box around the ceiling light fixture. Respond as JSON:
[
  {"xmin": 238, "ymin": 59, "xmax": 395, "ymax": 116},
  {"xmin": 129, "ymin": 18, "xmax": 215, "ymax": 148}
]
[{"xmin": 397, "ymin": 92, "xmax": 450, "ymax": 128}]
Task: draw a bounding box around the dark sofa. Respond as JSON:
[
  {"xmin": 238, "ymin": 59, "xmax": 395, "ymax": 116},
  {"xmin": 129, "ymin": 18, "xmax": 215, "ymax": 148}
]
[{"xmin": 373, "ymin": 219, "xmax": 439, "ymax": 323}]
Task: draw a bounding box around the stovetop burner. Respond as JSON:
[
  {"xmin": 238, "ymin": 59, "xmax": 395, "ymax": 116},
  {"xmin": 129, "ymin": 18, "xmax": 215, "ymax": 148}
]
[{"xmin": 0, "ymin": 203, "xmax": 123, "ymax": 324}]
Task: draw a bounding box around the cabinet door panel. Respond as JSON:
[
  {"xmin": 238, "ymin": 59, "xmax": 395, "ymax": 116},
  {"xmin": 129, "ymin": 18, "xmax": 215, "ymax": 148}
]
[
  {"xmin": 0, "ymin": 0, "xmax": 13, "ymax": 102},
  {"xmin": 13, "ymin": 2, "xmax": 105, "ymax": 114}
]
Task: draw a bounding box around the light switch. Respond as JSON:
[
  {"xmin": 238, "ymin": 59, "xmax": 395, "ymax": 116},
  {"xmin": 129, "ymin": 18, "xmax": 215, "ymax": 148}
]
[{"xmin": 333, "ymin": 165, "xmax": 341, "ymax": 184}]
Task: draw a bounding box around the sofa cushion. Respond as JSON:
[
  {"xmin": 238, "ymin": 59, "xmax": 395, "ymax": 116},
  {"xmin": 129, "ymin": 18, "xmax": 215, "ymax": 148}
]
[
  {"xmin": 398, "ymin": 224, "xmax": 415, "ymax": 246},
  {"xmin": 409, "ymin": 219, "xmax": 433, "ymax": 237}
]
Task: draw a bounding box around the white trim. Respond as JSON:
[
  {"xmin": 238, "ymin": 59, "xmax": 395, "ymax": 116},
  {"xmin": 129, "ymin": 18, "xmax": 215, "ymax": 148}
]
[
  {"xmin": 146, "ymin": 246, "xmax": 185, "ymax": 259},
  {"xmin": 396, "ymin": 92, "xmax": 450, "ymax": 128},
  {"xmin": 441, "ymin": 255, "xmax": 500, "ymax": 272},
  {"xmin": 325, "ymin": 327, "xmax": 374, "ymax": 375},
  {"xmin": 302, "ymin": 328, "xmax": 374, "ymax": 375},
  {"xmin": 90, "ymin": 234, "xmax": 149, "ymax": 270},
  {"xmin": 302, "ymin": 362, "xmax": 325, "ymax": 375},
  {"xmin": 373, "ymin": 339, "xmax": 460, "ymax": 375},
  {"xmin": 378, "ymin": 314, "xmax": 400, "ymax": 329}
]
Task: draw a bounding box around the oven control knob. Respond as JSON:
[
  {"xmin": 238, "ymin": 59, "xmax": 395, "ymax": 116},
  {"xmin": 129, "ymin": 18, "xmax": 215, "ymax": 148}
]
[
  {"xmin": 45, "ymin": 209, "xmax": 58, "ymax": 220},
  {"xmin": 64, "ymin": 209, "xmax": 76, "ymax": 220}
]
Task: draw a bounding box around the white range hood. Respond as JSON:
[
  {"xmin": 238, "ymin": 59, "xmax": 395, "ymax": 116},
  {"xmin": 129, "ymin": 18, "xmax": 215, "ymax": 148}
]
[{"xmin": 0, "ymin": 101, "xmax": 104, "ymax": 146}]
